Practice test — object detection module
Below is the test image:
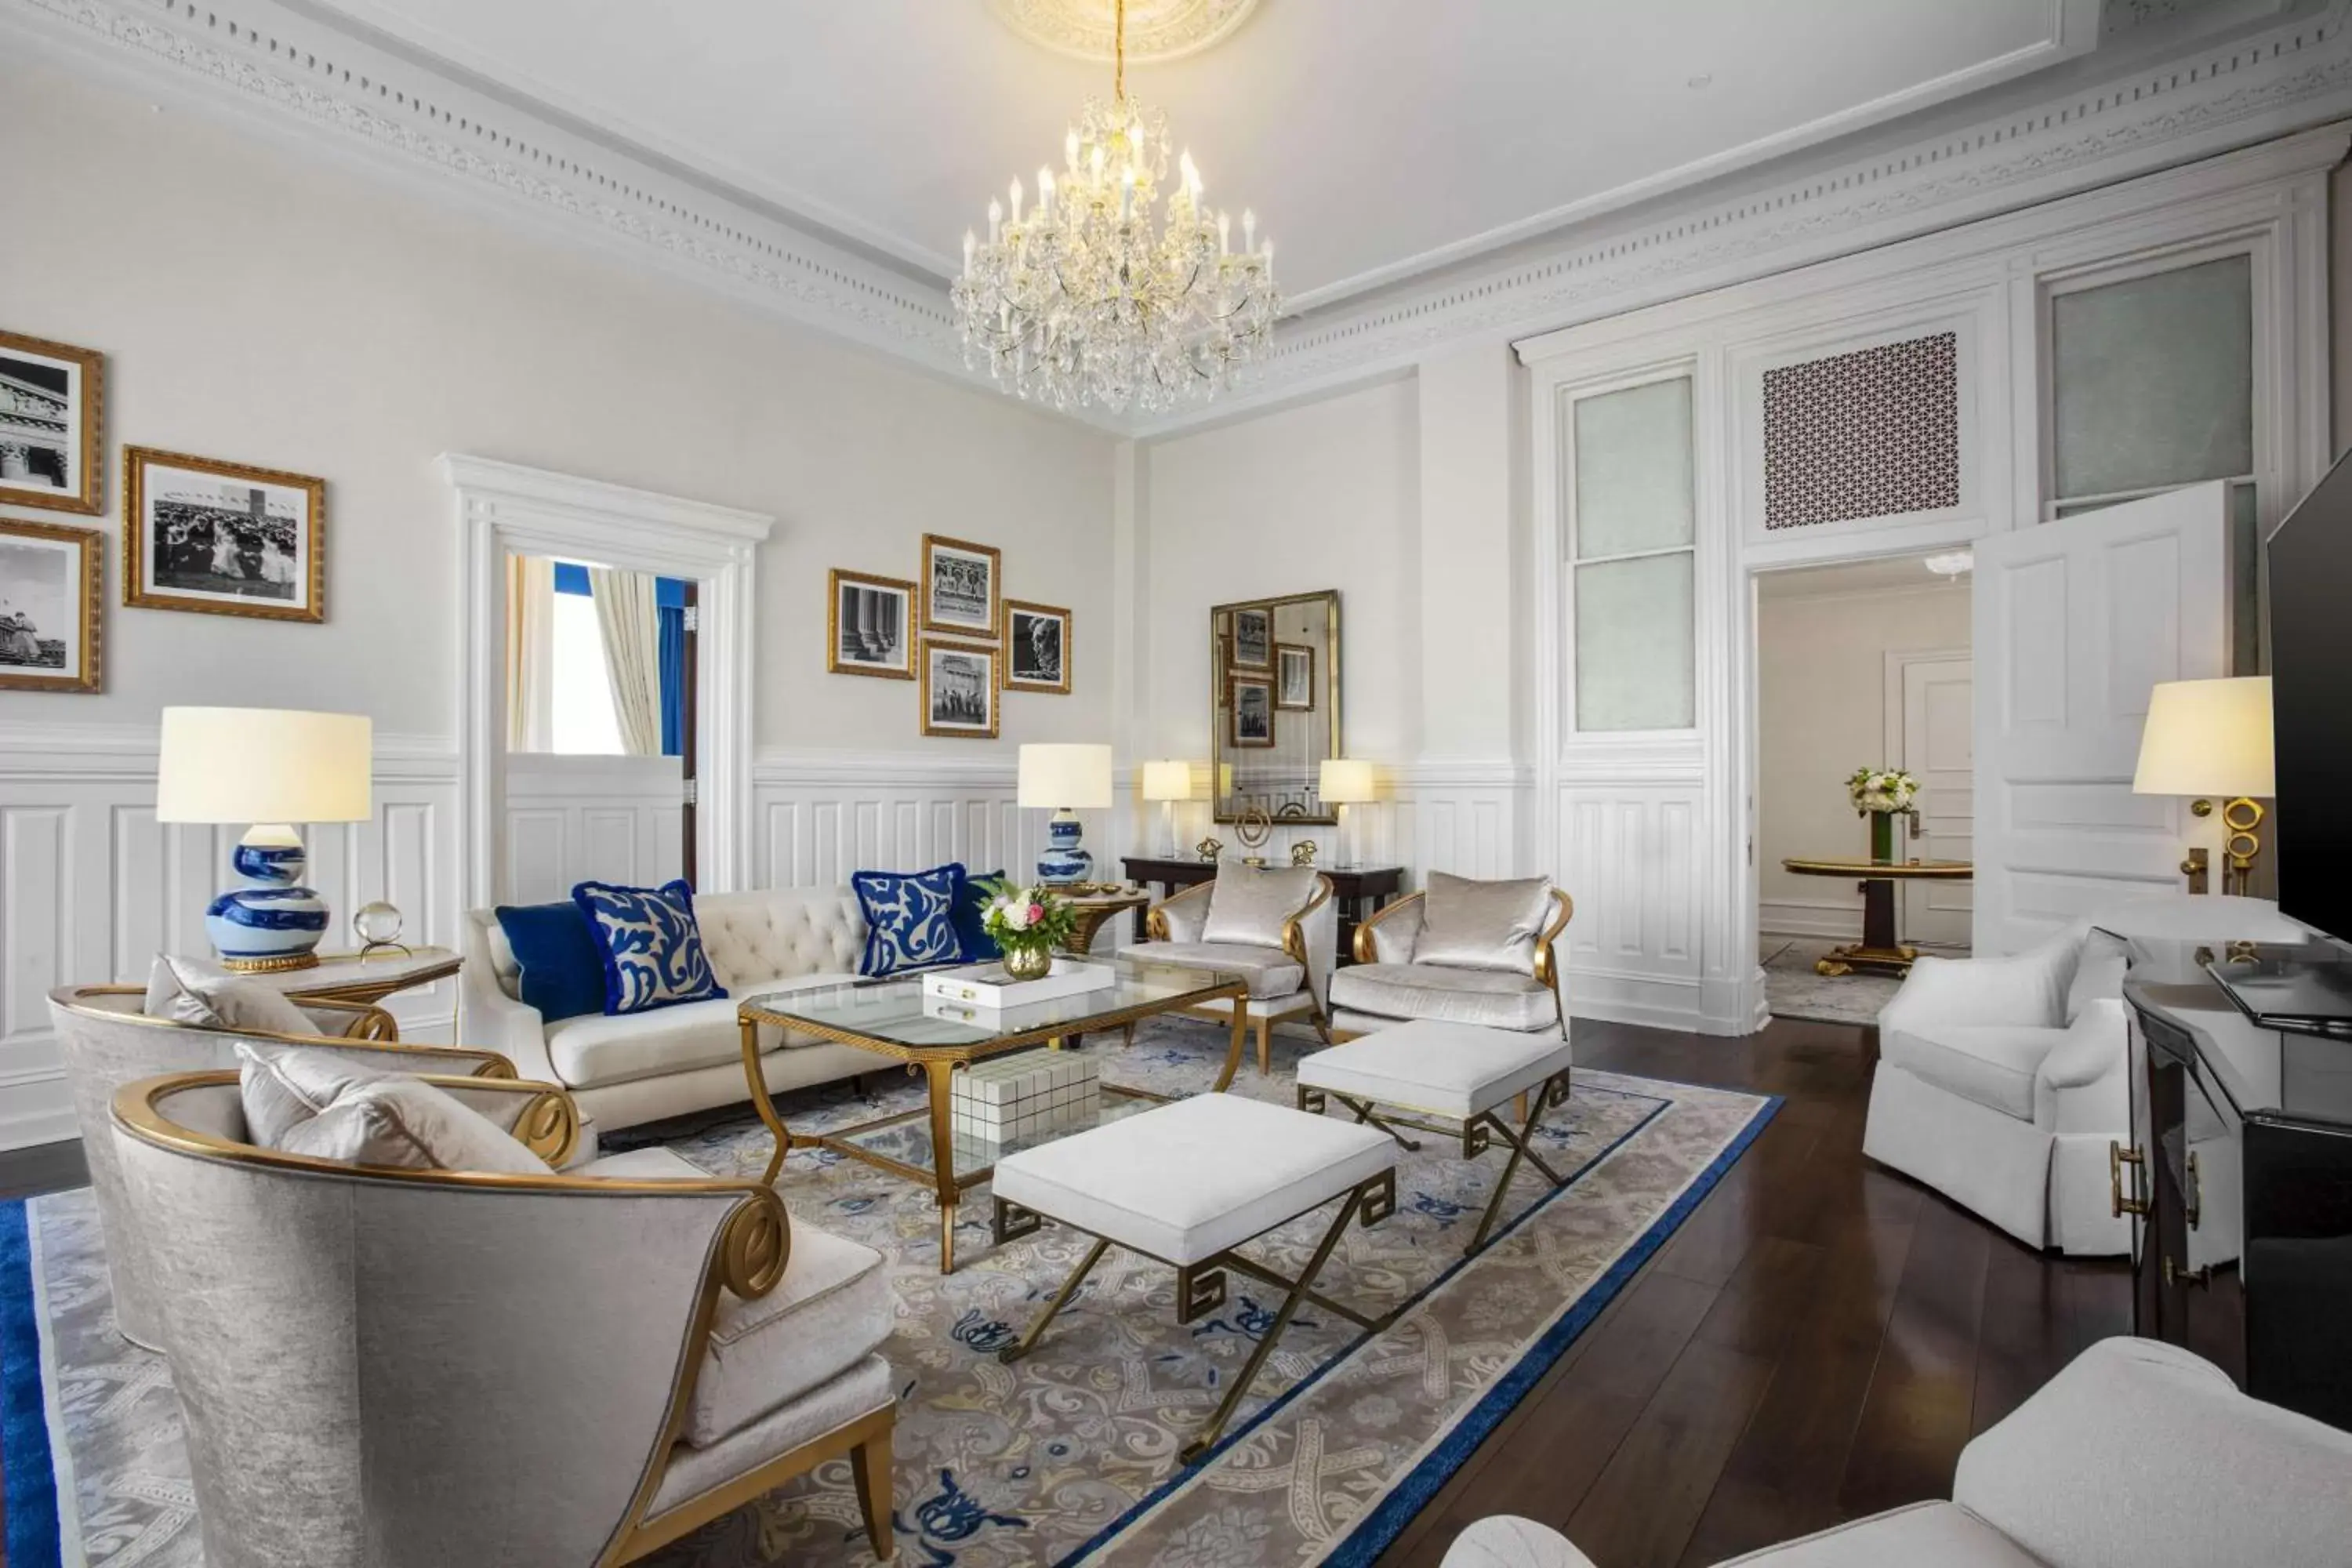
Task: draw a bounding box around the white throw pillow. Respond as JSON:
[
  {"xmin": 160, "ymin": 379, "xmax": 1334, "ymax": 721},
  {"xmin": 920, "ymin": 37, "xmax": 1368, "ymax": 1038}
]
[
  {"xmin": 276, "ymin": 1079, "xmax": 551, "ymax": 1174},
  {"xmin": 1200, "ymin": 863, "xmax": 1319, "ymax": 949},
  {"xmin": 235, "ymin": 1040, "xmax": 401, "ymax": 1147},
  {"xmin": 1414, "ymin": 873, "xmax": 1556, "ymax": 975},
  {"xmin": 143, "ymin": 953, "xmax": 317, "ymax": 1036}
]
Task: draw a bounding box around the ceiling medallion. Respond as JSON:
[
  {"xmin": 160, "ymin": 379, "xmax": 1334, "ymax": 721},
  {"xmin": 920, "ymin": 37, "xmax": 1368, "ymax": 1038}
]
[
  {"xmin": 987, "ymin": 0, "xmax": 1261, "ymax": 64},
  {"xmin": 953, "ymin": 0, "xmax": 1280, "ymax": 413}
]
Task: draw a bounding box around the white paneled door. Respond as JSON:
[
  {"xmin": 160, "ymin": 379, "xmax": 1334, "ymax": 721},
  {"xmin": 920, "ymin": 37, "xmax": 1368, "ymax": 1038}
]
[
  {"xmin": 1971, "ymin": 482, "xmax": 2231, "ymax": 954},
  {"xmin": 1889, "ymin": 651, "xmax": 1973, "ymax": 949}
]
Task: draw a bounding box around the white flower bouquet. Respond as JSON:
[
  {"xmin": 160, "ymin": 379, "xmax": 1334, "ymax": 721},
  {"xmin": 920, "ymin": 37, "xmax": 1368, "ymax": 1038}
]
[{"xmin": 1846, "ymin": 767, "xmax": 1920, "ymax": 815}]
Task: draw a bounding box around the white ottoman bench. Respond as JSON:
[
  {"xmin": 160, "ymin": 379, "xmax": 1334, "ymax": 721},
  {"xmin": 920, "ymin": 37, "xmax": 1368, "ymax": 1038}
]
[
  {"xmin": 1296, "ymin": 1018, "xmax": 1573, "ymax": 1254},
  {"xmin": 990, "ymin": 1091, "xmax": 1399, "ymax": 1464}
]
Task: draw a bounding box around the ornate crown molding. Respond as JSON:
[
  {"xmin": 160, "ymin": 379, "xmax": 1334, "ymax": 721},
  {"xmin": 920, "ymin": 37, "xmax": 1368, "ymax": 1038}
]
[{"xmin": 987, "ymin": 0, "xmax": 1260, "ymax": 63}]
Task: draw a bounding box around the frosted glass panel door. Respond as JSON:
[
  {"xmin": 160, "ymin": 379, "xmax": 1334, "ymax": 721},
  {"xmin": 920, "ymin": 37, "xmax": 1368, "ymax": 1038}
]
[
  {"xmin": 1570, "ymin": 376, "xmax": 1697, "ymax": 731},
  {"xmin": 2050, "ymin": 255, "xmax": 2252, "ymax": 503}
]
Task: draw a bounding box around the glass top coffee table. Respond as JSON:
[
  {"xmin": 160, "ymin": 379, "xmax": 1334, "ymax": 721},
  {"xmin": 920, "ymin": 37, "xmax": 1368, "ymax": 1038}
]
[{"xmin": 735, "ymin": 959, "xmax": 1249, "ymax": 1272}]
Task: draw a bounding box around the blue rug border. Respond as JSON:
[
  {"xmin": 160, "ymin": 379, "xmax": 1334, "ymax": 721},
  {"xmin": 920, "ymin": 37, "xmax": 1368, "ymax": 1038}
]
[
  {"xmin": 2, "ymin": 1198, "xmax": 64, "ymax": 1568},
  {"xmin": 1059, "ymin": 1077, "xmax": 1783, "ymax": 1568}
]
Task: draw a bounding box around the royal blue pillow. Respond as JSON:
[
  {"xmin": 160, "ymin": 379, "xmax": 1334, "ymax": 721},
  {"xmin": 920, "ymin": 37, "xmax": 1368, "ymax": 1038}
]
[
  {"xmin": 569, "ymin": 879, "xmax": 727, "ymax": 1015},
  {"xmin": 492, "ymin": 902, "xmax": 608, "ymax": 1024},
  {"xmin": 852, "ymin": 863, "xmax": 966, "ymax": 976},
  {"xmin": 952, "ymin": 867, "xmax": 1006, "ymax": 963}
]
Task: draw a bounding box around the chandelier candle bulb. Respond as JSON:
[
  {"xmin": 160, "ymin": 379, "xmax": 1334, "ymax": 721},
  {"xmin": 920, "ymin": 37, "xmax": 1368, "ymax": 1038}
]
[{"xmin": 1010, "ymin": 176, "xmax": 1023, "ymax": 221}]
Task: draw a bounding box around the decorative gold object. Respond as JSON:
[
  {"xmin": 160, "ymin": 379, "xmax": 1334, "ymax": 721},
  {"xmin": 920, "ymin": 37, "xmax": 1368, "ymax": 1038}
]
[
  {"xmin": 1196, "ymin": 835, "xmax": 1221, "ymax": 861},
  {"xmin": 1001, "ymin": 943, "xmax": 1054, "ymax": 981},
  {"xmin": 1290, "ymin": 840, "xmax": 1317, "ymax": 866},
  {"xmin": 826, "ymin": 568, "xmax": 916, "ymax": 680},
  {"xmin": 2220, "ymin": 796, "xmax": 2266, "ymax": 898},
  {"xmin": 0, "ymin": 517, "xmax": 102, "ymax": 693},
  {"xmin": 1235, "ymin": 804, "xmax": 1272, "ymax": 851},
  {"xmin": 1002, "ymin": 598, "xmax": 1073, "ymax": 693},
  {"xmin": 0, "ymin": 327, "xmax": 103, "ymax": 516},
  {"xmin": 124, "ymin": 446, "xmax": 326, "ymax": 622}
]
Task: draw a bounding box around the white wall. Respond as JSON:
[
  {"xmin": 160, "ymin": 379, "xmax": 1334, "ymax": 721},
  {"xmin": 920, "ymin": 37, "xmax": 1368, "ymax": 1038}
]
[
  {"xmin": 1755, "ymin": 580, "xmax": 1971, "ymax": 938},
  {"xmin": 0, "ymin": 62, "xmax": 1119, "ymax": 1146}
]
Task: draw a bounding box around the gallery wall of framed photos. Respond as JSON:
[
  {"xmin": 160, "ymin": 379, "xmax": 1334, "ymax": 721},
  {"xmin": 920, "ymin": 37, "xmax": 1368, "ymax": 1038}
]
[{"xmin": 825, "ymin": 532, "xmax": 1074, "ymax": 739}]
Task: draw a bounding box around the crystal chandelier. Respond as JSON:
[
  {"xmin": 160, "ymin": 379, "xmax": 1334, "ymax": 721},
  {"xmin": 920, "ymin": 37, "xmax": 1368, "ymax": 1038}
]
[{"xmin": 952, "ymin": 0, "xmax": 1280, "ymax": 414}]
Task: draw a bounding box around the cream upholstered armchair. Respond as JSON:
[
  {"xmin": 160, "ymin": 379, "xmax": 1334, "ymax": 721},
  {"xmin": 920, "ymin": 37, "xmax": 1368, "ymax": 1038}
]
[
  {"xmin": 1139, "ymin": 865, "xmax": 1337, "ymax": 1074},
  {"xmin": 1331, "ymin": 873, "xmax": 1573, "ymax": 1041},
  {"xmin": 109, "ymin": 1068, "xmax": 898, "ymax": 1568},
  {"xmin": 45, "ymin": 983, "xmax": 515, "ymax": 1350}
]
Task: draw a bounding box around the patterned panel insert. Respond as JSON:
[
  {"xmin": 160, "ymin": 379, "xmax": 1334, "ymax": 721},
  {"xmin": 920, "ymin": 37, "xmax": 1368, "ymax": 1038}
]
[{"xmin": 1762, "ymin": 331, "xmax": 1959, "ymax": 529}]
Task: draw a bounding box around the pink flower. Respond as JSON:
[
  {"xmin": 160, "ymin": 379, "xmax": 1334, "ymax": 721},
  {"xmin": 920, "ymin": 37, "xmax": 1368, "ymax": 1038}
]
[{"xmin": 1027, "ymin": 903, "xmax": 1046, "ymax": 923}]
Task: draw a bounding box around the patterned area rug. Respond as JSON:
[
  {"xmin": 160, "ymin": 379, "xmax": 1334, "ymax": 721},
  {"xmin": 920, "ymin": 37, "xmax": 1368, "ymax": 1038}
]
[
  {"xmin": 4, "ymin": 1015, "xmax": 1775, "ymax": 1568},
  {"xmin": 1762, "ymin": 938, "xmax": 1903, "ymax": 1025}
]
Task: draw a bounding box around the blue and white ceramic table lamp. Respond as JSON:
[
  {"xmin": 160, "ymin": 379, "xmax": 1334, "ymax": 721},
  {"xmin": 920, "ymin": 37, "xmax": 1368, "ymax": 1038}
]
[
  {"xmin": 154, "ymin": 706, "xmax": 374, "ymax": 972},
  {"xmin": 1018, "ymin": 742, "xmax": 1114, "ymax": 887}
]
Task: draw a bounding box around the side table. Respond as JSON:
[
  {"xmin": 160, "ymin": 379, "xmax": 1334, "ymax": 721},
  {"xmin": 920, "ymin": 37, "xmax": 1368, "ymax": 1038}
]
[
  {"xmin": 1120, "ymin": 857, "xmax": 1406, "ymax": 964},
  {"xmin": 245, "ymin": 946, "xmax": 463, "ymax": 1010}
]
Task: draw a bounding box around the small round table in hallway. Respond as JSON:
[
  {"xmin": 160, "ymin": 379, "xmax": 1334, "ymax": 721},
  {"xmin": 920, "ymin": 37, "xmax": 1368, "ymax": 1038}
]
[{"xmin": 1779, "ymin": 856, "xmax": 1973, "ymax": 976}]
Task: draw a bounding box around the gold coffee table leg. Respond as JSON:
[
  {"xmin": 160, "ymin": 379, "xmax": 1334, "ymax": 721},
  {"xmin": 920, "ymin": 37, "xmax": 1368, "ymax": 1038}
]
[
  {"xmin": 926, "ymin": 1058, "xmax": 962, "ymax": 1274},
  {"xmin": 741, "ymin": 1015, "xmax": 791, "ymax": 1185}
]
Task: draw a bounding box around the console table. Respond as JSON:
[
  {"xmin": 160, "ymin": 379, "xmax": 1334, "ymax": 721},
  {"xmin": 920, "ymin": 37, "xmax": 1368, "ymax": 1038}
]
[
  {"xmin": 1120, "ymin": 857, "xmax": 1405, "ymax": 964},
  {"xmin": 1778, "ymin": 856, "xmax": 1971, "ymax": 976}
]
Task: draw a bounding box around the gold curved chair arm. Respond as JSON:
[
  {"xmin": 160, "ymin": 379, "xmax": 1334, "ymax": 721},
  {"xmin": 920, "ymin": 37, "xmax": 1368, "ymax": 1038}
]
[
  {"xmin": 300, "ymin": 996, "xmax": 404, "ymax": 1041},
  {"xmin": 1279, "ymin": 875, "xmax": 1336, "ymax": 969},
  {"xmin": 1531, "ymin": 888, "xmax": 1575, "ymax": 989},
  {"xmin": 1144, "ymin": 880, "xmax": 1214, "ymax": 943},
  {"xmin": 1352, "ymin": 891, "xmax": 1426, "ymax": 966}
]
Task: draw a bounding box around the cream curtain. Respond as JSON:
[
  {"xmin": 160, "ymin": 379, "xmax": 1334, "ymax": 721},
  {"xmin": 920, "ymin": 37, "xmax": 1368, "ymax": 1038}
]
[
  {"xmin": 505, "ymin": 554, "xmax": 555, "ymax": 752},
  {"xmin": 590, "ymin": 566, "xmax": 662, "ymax": 757}
]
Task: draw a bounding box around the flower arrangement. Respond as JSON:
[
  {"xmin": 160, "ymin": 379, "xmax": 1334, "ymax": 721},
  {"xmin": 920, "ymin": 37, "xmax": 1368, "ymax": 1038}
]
[
  {"xmin": 975, "ymin": 877, "xmax": 1082, "ymax": 978},
  {"xmin": 1846, "ymin": 768, "xmax": 1921, "ymax": 815}
]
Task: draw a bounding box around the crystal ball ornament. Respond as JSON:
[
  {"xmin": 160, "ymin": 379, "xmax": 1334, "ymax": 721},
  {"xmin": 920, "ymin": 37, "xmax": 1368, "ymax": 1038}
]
[{"xmin": 352, "ymin": 900, "xmax": 405, "ymax": 953}]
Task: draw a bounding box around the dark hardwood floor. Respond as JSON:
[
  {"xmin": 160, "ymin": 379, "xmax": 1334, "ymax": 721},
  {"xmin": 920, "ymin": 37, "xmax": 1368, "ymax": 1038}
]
[
  {"xmin": 1375, "ymin": 1015, "xmax": 2137, "ymax": 1568},
  {"xmin": 0, "ymin": 1017, "xmax": 2136, "ymax": 1568}
]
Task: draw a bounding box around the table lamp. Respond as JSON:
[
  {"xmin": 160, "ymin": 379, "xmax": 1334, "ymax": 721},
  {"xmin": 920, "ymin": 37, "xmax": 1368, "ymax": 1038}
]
[
  {"xmin": 1319, "ymin": 757, "xmax": 1377, "ymax": 867},
  {"xmin": 1142, "ymin": 759, "xmax": 1192, "ymax": 858},
  {"xmin": 2132, "ymin": 677, "xmax": 2274, "ymax": 897},
  {"xmin": 156, "ymin": 707, "xmax": 374, "ymax": 971},
  {"xmin": 1019, "ymin": 742, "xmax": 1113, "ymax": 887}
]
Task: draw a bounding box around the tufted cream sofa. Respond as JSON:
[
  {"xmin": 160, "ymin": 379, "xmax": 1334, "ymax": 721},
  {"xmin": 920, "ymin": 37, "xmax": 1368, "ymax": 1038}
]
[{"xmin": 461, "ymin": 887, "xmax": 884, "ymax": 1133}]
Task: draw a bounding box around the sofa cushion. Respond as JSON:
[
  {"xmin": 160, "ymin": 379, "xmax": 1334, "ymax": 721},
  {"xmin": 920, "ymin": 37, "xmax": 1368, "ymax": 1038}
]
[
  {"xmin": 1298, "ymin": 1020, "xmax": 1573, "ymax": 1120},
  {"xmin": 143, "ymin": 953, "xmax": 316, "ymax": 1036},
  {"xmin": 543, "ymin": 976, "xmax": 859, "ymax": 1089},
  {"xmin": 1714, "ymin": 1501, "xmax": 2038, "ymax": 1567},
  {"xmin": 1415, "ymin": 873, "xmax": 1555, "ymax": 975},
  {"xmin": 1330, "ymin": 962, "xmax": 1557, "ymax": 1033},
  {"xmin": 1201, "ymin": 862, "xmax": 1319, "ymax": 948},
  {"xmin": 1138, "ymin": 941, "xmax": 1305, "ymax": 1000},
  {"xmin": 492, "ymin": 901, "xmax": 606, "ymax": 1023},
  {"xmin": 851, "ymin": 864, "xmax": 965, "ymax": 977},
  {"xmin": 572, "ymin": 879, "xmax": 728, "ymax": 1015},
  {"xmin": 994, "ymin": 1093, "xmax": 1397, "ymax": 1265},
  {"xmin": 685, "ymin": 1225, "xmax": 894, "ymax": 1446},
  {"xmin": 1880, "ymin": 1022, "xmax": 2071, "ymax": 1122}
]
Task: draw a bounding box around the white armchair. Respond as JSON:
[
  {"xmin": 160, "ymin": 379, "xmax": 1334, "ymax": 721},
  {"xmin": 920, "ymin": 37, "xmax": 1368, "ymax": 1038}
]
[
  {"xmin": 1441, "ymin": 1338, "xmax": 2352, "ymax": 1568},
  {"xmin": 1138, "ymin": 866, "xmax": 1337, "ymax": 1075},
  {"xmin": 1864, "ymin": 923, "xmax": 2132, "ymax": 1254},
  {"xmin": 1331, "ymin": 873, "xmax": 1573, "ymax": 1041}
]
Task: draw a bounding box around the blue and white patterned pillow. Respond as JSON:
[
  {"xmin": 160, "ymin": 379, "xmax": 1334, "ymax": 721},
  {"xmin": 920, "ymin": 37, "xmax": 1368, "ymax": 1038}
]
[
  {"xmin": 570, "ymin": 879, "xmax": 728, "ymax": 1015},
  {"xmin": 852, "ymin": 864, "xmax": 966, "ymax": 977}
]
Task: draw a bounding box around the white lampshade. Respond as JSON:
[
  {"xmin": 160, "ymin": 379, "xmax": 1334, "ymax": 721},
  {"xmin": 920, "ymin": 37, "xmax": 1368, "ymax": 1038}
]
[
  {"xmin": 156, "ymin": 708, "xmax": 374, "ymax": 824},
  {"xmin": 1017, "ymin": 742, "xmax": 1113, "ymax": 809},
  {"xmin": 1141, "ymin": 759, "xmax": 1193, "ymax": 802},
  {"xmin": 2132, "ymin": 678, "xmax": 2274, "ymax": 797},
  {"xmin": 1319, "ymin": 758, "xmax": 1377, "ymax": 805}
]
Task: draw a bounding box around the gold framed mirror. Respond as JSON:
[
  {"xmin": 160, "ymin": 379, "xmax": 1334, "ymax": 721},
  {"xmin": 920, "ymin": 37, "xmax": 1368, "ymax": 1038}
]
[{"xmin": 1210, "ymin": 590, "xmax": 1341, "ymax": 824}]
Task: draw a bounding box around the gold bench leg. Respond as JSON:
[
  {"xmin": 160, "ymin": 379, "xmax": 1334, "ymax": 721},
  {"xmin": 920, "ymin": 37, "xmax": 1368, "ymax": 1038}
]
[
  {"xmin": 998, "ymin": 1236, "xmax": 1111, "ymax": 1365},
  {"xmin": 1466, "ymin": 1070, "xmax": 1572, "ymax": 1254}
]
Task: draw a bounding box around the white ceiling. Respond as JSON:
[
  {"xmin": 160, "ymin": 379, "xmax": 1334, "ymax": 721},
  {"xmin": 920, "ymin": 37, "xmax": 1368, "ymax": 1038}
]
[{"xmin": 295, "ymin": 0, "xmax": 2103, "ymax": 310}]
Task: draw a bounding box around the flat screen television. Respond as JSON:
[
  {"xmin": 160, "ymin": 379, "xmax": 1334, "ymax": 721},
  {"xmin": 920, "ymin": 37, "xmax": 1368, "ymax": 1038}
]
[{"xmin": 2269, "ymin": 448, "xmax": 2352, "ymax": 944}]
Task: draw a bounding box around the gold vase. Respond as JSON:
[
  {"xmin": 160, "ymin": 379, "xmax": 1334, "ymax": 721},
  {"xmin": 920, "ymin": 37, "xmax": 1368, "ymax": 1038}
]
[{"xmin": 1001, "ymin": 943, "xmax": 1053, "ymax": 981}]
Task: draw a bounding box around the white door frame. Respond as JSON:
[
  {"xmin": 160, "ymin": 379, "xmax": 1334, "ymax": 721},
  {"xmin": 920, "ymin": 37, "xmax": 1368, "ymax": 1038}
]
[{"xmin": 442, "ymin": 454, "xmax": 773, "ymax": 909}]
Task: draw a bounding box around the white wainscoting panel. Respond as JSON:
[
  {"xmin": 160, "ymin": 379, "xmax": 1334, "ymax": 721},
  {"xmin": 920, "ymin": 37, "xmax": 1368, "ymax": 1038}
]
[
  {"xmin": 0, "ymin": 725, "xmax": 460, "ymax": 1150},
  {"xmin": 753, "ymin": 751, "xmax": 1053, "ymax": 891},
  {"xmin": 503, "ymin": 753, "xmax": 684, "ymax": 905},
  {"xmin": 1553, "ymin": 772, "xmax": 1708, "ymax": 1032}
]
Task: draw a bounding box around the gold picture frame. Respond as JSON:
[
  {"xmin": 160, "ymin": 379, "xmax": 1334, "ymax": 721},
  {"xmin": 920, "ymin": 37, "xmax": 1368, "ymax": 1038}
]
[
  {"xmin": 1229, "ymin": 604, "xmax": 1272, "ymax": 670},
  {"xmin": 920, "ymin": 637, "xmax": 1000, "ymax": 739},
  {"xmin": 1276, "ymin": 641, "xmax": 1316, "ymax": 710},
  {"xmin": 0, "ymin": 518, "xmax": 102, "ymax": 692},
  {"xmin": 0, "ymin": 328, "xmax": 104, "ymax": 516},
  {"xmin": 1003, "ymin": 598, "xmax": 1071, "ymax": 694},
  {"xmin": 827, "ymin": 568, "xmax": 916, "ymax": 680},
  {"xmin": 124, "ymin": 446, "xmax": 325, "ymax": 622},
  {"xmin": 920, "ymin": 533, "xmax": 1000, "ymax": 639},
  {"xmin": 1228, "ymin": 673, "xmax": 1276, "ymax": 749}
]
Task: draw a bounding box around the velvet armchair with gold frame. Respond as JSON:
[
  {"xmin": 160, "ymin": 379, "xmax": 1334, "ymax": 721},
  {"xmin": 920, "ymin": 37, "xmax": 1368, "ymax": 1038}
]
[
  {"xmin": 1140, "ymin": 869, "xmax": 1337, "ymax": 1075},
  {"xmin": 108, "ymin": 1069, "xmax": 897, "ymax": 1568},
  {"xmin": 1333, "ymin": 880, "xmax": 1573, "ymax": 1041}
]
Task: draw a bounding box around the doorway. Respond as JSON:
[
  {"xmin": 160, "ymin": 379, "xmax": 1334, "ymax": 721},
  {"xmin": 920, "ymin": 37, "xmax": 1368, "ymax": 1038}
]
[{"xmin": 1754, "ymin": 551, "xmax": 1973, "ymax": 1024}]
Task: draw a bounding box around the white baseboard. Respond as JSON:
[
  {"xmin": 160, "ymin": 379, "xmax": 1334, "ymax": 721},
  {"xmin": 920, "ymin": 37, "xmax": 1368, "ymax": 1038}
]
[{"xmin": 1759, "ymin": 899, "xmax": 1864, "ymax": 942}]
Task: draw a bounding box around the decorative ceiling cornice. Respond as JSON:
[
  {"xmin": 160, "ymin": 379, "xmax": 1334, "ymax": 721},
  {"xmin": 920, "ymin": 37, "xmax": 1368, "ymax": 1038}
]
[
  {"xmin": 9, "ymin": 0, "xmax": 2352, "ymax": 441},
  {"xmin": 986, "ymin": 0, "xmax": 1260, "ymax": 64}
]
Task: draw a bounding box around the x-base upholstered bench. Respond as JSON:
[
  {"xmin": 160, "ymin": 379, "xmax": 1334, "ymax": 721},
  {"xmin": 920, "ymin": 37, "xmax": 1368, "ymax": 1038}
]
[
  {"xmin": 990, "ymin": 1091, "xmax": 1399, "ymax": 1464},
  {"xmin": 1296, "ymin": 1018, "xmax": 1574, "ymax": 1254}
]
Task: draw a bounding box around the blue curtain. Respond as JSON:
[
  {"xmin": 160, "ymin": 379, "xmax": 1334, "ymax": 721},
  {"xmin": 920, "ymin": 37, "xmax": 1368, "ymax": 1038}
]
[{"xmin": 657, "ymin": 579, "xmax": 687, "ymax": 757}]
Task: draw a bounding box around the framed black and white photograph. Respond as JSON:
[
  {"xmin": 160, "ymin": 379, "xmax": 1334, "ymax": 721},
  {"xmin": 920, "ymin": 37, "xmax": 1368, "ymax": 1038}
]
[
  {"xmin": 125, "ymin": 447, "xmax": 324, "ymax": 622},
  {"xmin": 1276, "ymin": 641, "xmax": 1315, "ymax": 710},
  {"xmin": 1229, "ymin": 673, "xmax": 1276, "ymax": 748},
  {"xmin": 1004, "ymin": 598, "xmax": 1070, "ymax": 694},
  {"xmin": 827, "ymin": 568, "xmax": 914, "ymax": 680},
  {"xmin": 0, "ymin": 518, "xmax": 102, "ymax": 693},
  {"xmin": 0, "ymin": 328, "xmax": 103, "ymax": 516},
  {"xmin": 920, "ymin": 637, "xmax": 1000, "ymax": 739},
  {"xmin": 920, "ymin": 533, "xmax": 1000, "ymax": 638},
  {"xmin": 1229, "ymin": 604, "xmax": 1272, "ymax": 670}
]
